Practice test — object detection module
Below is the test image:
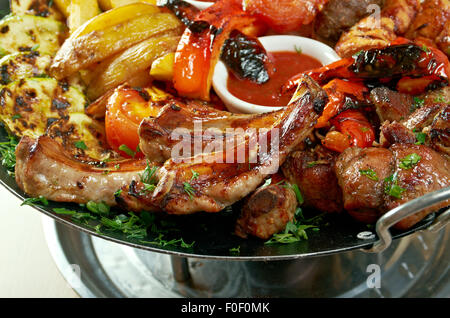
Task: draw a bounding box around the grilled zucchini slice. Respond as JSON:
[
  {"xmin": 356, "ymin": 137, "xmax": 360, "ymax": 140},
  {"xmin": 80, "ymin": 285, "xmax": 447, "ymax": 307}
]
[
  {"xmin": 0, "ymin": 51, "xmax": 52, "ymax": 85},
  {"xmin": 0, "ymin": 77, "xmax": 110, "ymax": 160},
  {"xmin": 10, "ymin": 0, "xmax": 65, "ymax": 21},
  {"xmin": 0, "ymin": 14, "xmax": 67, "ymax": 55}
]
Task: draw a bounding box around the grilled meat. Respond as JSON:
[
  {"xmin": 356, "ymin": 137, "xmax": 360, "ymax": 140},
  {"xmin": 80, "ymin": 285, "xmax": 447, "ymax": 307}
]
[
  {"xmin": 335, "ymin": 0, "xmax": 420, "ymax": 57},
  {"xmin": 405, "ymin": 0, "xmax": 450, "ymax": 47},
  {"xmin": 335, "ymin": 147, "xmax": 395, "ymax": 223},
  {"xmin": 282, "ymin": 146, "xmax": 343, "ymax": 214},
  {"xmin": 235, "ymin": 183, "xmax": 297, "ymax": 240},
  {"xmin": 117, "ymin": 76, "xmax": 328, "ymax": 215},
  {"xmin": 335, "ymin": 143, "xmax": 450, "ymax": 229},
  {"xmin": 15, "ymin": 136, "xmax": 146, "ymax": 206},
  {"xmin": 427, "ymin": 104, "xmax": 450, "ymax": 155},
  {"xmin": 313, "ymin": 0, "xmax": 386, "ymax": 47},
  {"xmin": 386, "ymin": 143, "xmax": 450, "ymax": 230},
  {"xmin": 370, "ymin": 87, "xmax": 415, "ymax": 123},
  {"xmin": 138, "ymin": 98, "xmax": 284, "ymax": 164}
]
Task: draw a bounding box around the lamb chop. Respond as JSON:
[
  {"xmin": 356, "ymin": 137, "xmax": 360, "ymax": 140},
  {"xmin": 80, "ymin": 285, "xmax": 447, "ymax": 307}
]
[
  {"xmin": 117, "ymin": 75, "xmax": 328, "ymax": 215},
  {"xmin": 15, "ymin": 136, "xmax": 147, "ymax": 206},
  {"xmin": 138, "ymin": 98, "xmax": 284, "ymax": 164}
]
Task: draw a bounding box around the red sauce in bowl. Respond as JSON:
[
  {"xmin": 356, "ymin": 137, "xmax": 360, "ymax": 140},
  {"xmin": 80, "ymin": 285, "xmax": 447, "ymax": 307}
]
[{"xmin": 226, "ymin": 51, "xmax": 322, "ymax": 107}]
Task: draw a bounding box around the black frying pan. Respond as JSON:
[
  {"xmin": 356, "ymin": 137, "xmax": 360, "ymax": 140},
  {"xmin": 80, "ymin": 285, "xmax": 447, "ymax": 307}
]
[{"xmin": 0, "ymin": 1, "xmax": 444, "ymax": 261}]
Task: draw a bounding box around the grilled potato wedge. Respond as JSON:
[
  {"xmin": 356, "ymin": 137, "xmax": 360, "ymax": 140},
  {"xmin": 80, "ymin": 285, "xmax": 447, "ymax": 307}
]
[
  {"xmin": 0, "ymin": 14, "xmax": 67, "ymax": 56},
  {"xmin": 53, "ymin": 0, "xmax": 71, "ymax": 17},
  {"xmin": 0, "ymin": 51, "xmax": 52, "ymax": 85},
  {"xmin": 10, "ymin": 0, "xmax": 65, "ymax": 21},
  {"xmin": 0, "ymin": 77, "xmax": 110, "ymax": 160},
  {"xmin": 86, "ymin": 35, "xmax": 181, "ymax": 99},
  {"xmin": 68, "ymin": 0, "xmax": 101, "ymax": 33},
  {"xmin": 98, "ymin": 0, "xmax": 157, "ymax": 10},
  {"xmin": 50, "ymin": 4, "xmax": 182, "ymax": 80}
]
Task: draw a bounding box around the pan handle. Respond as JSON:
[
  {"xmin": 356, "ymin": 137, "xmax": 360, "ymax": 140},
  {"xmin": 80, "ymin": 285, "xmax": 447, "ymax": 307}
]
[{"xmin": 363, "ymin": 186, "xmax": 450, "ymax": 254}]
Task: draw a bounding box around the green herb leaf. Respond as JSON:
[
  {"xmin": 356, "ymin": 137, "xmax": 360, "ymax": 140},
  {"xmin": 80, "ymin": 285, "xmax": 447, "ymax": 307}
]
[
  {"xmin": 191, "ymin": 169, "xmax": 200, "ymax": 181},
  {"xmin": 74, "ymin": 140, "xmax": 87, "ymax": 150},
  {"xmin": 183, "ymin": 182, "xmax": 196, "ymax": 200},
  {"xmin": 414, "ymin": 130, "xmax": 427, "ymax": 145},
  {"xmin": 384, "ymin": 172, "xmax": 406, "ymax": 199},
  {"xmin": 21, "ymin": 196, "xmax": 49, "ymax": 207},
  {"xmin": 359, "ymin": 168, "xmax": 379, "ymax": 181},
  {"xmin": 11, "ymin": 114, "xmax": 21, "ymax": 120},
  {"xmin": 294, "ymin": 45, "xmax": 302, "ymax": 55},
  {"xmin": 290, "ymin": 183, "xmax": 304, "ymax": 205},
  {"xmin": 86, "ymin": 201, "xmax": 110, "ymax": 216},
  {"xmin": 119, "ymin": 144, "xmax": 136, "ymax": 157},
  {"xmin": 399, "ymin": 153, "xmax": 421, "ymax": 170}
]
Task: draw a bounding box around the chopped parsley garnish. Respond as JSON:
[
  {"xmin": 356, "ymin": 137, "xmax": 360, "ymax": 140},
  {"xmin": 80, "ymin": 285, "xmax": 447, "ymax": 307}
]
[
  {"xmin": 294, "ymin": 45, "xmax": 302, "ymax": 55},
  {"xmin": 290, "ymin": 183, "xmax": 304, "ymax": 205},
  {"xmin": 119, "ymin": 144, "xmax": 140, "ymax": 158},
  {"xmin": 74, "ymin": 140, "xmax": 87, "ymax": 150},
  {"xmin": 21, "ymin": 196, "xmax": 49, "ymax": 207},
  {"xmin": 265, "ymin": 221, "xmax": 317, "ymax": 245},
  {"xmin": 413, "ymin": 129, "xmax": 427, "ymax": 145},
  {"xmin": 0, "ymin": 135, "xmax": 18, "ymax": 176},
  {"xmin": 11, "ymin": 114, "xmax": 21, "ymax": 120},
  {"xmin": 140, "ymin": 162, "xmax": 158, "ymax": 185},
  {"xmin": 114, "ymin": 164, "xmax": 120, "ymax": 170},
  {"xmin": 411, "ymin": 97, "xmax": 424, "ymax": 112},
  {"xmin": 229, "ymin": 246, "xmax": 241, "ymax": 255},
  {"xmin": 183, "ymin": 182, "xmax": 196, "ymax": 200},
  {"xmin": 421, "ymin": 45, "xmax": 430, "ymax": 53},
  {"xmin": 191, "ymin": 169, "xmax": 200, "ymax": 181},
  {"xmin": 384, "ymin": 172, "xmax": 406, "ymax": 199},
  {"xmin": 359, "ymin": 168, "xmax": 379, "ymax": 181},
  {"xmin": 434, "ymin": 94, "xmax": 447, "ymax": 104},
  {"xmin": 86, "ymin": 201, "xmax": 110, "ymax": 216},
  {"xmin": 119, "ymin": 144, "xmax": 136, "ymax": 157},
  {"xmin": 140, "ymin": 234, "xmax": 195, "ymax": 248},
  {"xmin": 398, "ymin": 153, "xmax": 421, "ymax": 170},
  {"xmin": 30, "ymin": 44, "xmax": 40, "ymax": 51}
]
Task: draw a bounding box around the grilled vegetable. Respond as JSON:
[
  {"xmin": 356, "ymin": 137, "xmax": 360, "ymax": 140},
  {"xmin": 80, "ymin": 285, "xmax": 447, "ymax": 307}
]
[
  {"xmin": 86, "ymin": 34, "xmax": 181, "ymax": 99},
  {"xmin": 49, "ymin": 3, "xmax": 182, "ymax": 80},
  {"xmin": 0, "ymin": 14, "xmax": 67, "ymax": 56},
  {"xmin": 68, "ymin": 0, "xmax": 101, "ymax": 33},
  {"xmin": 0, "ymin": 77, "xmax": 108, "ymax": 160},
  {"xmin": 10, "ymin": 0, "xmax": 65, "ymax": 21},
  {"xmin": 98, "ymin": 0, "xmax": 157, "ymax": 10},
  {"xmin": 150, "ymin": 52, "xmax": 175, "ymax": 81},
  {"xmin": 0, "ymin": 51, "xmax": 52, "ymax": 85},
  {"xmin": 53, "ymin": 0, "xmax": 71, "ymax": 17},
  {"xmin": 221, "ymin": 30, "xmax": 273, "ymax": 84},
  {"xmin": 172, "ymin": 0, "xmax": 256, "ymax": 100}
]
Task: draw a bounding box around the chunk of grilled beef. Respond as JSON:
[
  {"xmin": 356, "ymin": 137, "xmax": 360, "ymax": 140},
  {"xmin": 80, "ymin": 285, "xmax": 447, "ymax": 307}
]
[
  {"xmin": 335, "ymin": 147, "xmax": 395, "ymax": 223},
  {"xmin": 282, "ymin": 146, "xmax": 343, "ymax": 213},
  {"xmin": 335, "ymin": 144, "xmax": 450, "ymax": 229},
  {"xmin": 235, "ymin": 184, "xmax": 297, "ymax": 240},
  {"xmin": 386, "ymin": 143, "xmax": 450, "ymax": 230}
]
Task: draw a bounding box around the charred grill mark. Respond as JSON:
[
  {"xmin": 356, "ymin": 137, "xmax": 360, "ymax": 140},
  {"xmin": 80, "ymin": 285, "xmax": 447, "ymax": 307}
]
[
  {"xmin": 1, "ymin": 65, "xmax": 11, "ymax": 85},
  {"xmin": 46, "ymin": 117, "xmax": 59, "ymax": 128},
  {"xmin": 52, "ymin": 98, "xmax": 70, "ymax": 110}
]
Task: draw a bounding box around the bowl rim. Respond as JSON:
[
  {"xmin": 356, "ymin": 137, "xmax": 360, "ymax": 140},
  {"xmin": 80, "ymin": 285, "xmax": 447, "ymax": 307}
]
[{"xmin": 212, "ymin": 35, "xmax": 341, "ymax": 114}]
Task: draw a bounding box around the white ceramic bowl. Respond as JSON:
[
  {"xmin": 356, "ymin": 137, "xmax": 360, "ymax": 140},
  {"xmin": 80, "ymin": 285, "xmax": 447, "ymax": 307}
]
[
  {"xmin": 212, "ymin": 35, "xmax": 341, "ymax": 114},
  {"xmin": 184, "ymin": 0, "xmax": 213, "ymax": 10}
]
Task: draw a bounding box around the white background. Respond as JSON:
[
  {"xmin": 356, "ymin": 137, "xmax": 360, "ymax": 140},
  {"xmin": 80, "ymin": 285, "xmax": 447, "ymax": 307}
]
[{"xmin": 0, "ymin": 187, "xmax": 79, "ymax": 298}]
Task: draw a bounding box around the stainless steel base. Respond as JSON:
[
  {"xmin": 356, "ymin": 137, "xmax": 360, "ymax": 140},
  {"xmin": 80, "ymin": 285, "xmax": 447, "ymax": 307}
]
[{"xmin": 42, "ymin": 216, "xmax": 449, "ymax": 298}]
